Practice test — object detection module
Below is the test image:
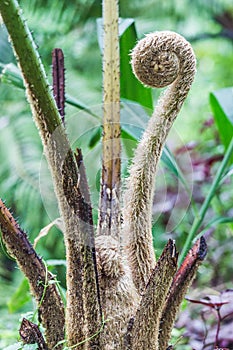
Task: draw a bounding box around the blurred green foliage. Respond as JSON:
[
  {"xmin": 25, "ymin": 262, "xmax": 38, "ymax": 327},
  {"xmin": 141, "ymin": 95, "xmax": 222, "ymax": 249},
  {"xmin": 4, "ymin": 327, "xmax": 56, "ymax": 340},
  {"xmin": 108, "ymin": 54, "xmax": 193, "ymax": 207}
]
[{"xmin": 0, "ymin": 0, "xmax": 233, "ymax": 347}]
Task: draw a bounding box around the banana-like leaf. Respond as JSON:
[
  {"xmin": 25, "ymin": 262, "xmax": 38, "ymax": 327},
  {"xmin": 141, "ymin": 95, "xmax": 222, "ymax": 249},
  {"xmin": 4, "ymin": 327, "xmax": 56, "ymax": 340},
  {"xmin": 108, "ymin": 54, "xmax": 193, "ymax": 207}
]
[{"xmin": 210, "ymin": 87, "xmax": 233, "ymax": 163}]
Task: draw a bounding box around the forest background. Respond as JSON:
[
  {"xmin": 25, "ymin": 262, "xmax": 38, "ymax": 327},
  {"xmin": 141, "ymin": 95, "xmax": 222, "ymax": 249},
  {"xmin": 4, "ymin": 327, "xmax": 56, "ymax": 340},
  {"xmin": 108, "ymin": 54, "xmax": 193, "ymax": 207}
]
[{"xmin": 0, "ymin": 0, "xmax": 233, "ymax": 349}]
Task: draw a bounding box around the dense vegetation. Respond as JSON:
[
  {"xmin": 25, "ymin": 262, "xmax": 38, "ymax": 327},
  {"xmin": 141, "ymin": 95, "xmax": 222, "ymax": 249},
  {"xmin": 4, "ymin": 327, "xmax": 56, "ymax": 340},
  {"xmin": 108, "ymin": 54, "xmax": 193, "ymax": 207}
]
[{"xmin": 0, "ymin": 0, "xmax": 233, "ymax": 348}]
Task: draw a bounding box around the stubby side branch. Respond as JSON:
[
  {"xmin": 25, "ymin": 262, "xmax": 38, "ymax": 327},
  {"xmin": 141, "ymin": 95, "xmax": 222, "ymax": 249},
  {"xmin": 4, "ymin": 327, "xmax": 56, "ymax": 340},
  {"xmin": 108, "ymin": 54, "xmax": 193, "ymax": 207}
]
[
  {"xmin": 129, "ymin": 240, "xmax": 178, "ymax": 350},
  {"xmin": 158, "ymin": 237, "xmax": 207, "ymax": 349},
  {"xmin": 0, "ymin": 199, "xmax": 65, "ymax": 350}
]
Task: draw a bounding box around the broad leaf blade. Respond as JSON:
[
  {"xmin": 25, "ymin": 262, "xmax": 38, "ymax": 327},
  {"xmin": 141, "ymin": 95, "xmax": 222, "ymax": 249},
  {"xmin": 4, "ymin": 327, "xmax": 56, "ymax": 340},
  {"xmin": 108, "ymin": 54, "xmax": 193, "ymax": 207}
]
[
  {"xmin": 119, "ymin": 19, "xmax": 153, "ymax": 110},
  {"xmin": 210, "ymin": 87, "xmax": 233, "ymax": 162}
]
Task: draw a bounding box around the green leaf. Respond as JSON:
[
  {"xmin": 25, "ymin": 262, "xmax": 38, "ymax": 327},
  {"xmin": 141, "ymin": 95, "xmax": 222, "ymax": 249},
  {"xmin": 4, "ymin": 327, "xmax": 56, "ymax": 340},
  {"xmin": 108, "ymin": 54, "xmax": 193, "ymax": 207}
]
[
  {"xmin": 4, "ymin": 343, "xmax": 23, "ymax": 350},
  {"xmin": 0, "ymin": 62, "xmax": 100, "ymax": 119},
  {"xmin": 97, "ymin": 18, "xmax": 153, "ymax": 110},
  {"xmin": 119, "ymin": 19, "xmax": 153, "ymax": 110},
  {"xmin": 65, "ymin": 95, "xmax": 100, "ymax": 119},
  {"xmin": 0, "ymin": 26, "xmax": 15, "ymax": 65},
  {"xmin": 162, "ymin": 146, "xmax": 192, "ymax": 194},
  {"xmin": 195, "ymin": 216, "xmax": 233, "ymax": 241},
  {"xmin": 46, "ymin": 259, "xmax": 67, "ymax": 267},
  {"xmin": 221, "ymin": 165, "xmax": 233, "ymax": 184},
  {"xmin": 210, "ymin": 87, "xmax": 233, "ymax": 162},
  {"xmin": 7, "ymin": 278, "xmax": 31, "ymax": 313},
  {"xmin": 207, "ymin": 216, "xmax": 233, "ymax": 227},
  {"xmin": 121, "ymin": 99, "xmax": 150, "ymax": 140},
  {"xmin": 88, "ymin": 126, "xmax": 102, "ymax": 148},
  {"xmin": 0, "ymin": 63, "xmax": 24, "ymax": 89},
  {"xmin": 22, "ymin": 345, "xmax": 38, "ymax": 350},
  {"xmin": 180, "ymin": 137, "xmax": 233, "ymax": 264}
]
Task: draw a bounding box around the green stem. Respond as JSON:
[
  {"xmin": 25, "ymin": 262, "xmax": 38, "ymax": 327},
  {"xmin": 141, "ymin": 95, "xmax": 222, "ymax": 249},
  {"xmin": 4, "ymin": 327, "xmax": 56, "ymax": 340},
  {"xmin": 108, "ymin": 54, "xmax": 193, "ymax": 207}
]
[
  {"xmin": 98, "ymin": 0, "xmax": 121, "ymax": 238},
  {"xmin": 179, "ymin": 136, "xmax": 233, "ymax": 264}
]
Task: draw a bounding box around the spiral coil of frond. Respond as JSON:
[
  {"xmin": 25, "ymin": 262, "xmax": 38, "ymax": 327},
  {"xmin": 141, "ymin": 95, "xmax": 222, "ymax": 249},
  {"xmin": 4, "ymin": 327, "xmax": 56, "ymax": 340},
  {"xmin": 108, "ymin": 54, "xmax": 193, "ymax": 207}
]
[{"xmin": 123, "ymin": 31, "xmax": 196, "ymax": 293}]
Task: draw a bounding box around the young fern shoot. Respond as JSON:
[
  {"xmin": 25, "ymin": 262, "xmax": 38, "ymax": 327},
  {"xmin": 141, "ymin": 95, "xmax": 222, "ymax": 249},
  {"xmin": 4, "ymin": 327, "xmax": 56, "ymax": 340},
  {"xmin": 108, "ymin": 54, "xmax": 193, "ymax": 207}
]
[{"xmin": 123, "ymin": 31, "xmax": 196, "ymax": 293}]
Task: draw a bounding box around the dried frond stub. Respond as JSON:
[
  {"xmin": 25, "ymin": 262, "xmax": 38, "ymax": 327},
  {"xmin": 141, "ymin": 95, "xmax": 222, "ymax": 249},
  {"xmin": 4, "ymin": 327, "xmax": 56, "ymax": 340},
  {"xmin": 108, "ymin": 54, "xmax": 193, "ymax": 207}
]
[
  {"xmin": 159, "ymin": 237, "xmax": 207, "ymax": 350},
  {"xmin": 0, "ymin": 199, "xmax": 65, "ymax": 349},
  {"xmin": 129, "ymin": 240, "xmax": 178, "ymax": 350}
]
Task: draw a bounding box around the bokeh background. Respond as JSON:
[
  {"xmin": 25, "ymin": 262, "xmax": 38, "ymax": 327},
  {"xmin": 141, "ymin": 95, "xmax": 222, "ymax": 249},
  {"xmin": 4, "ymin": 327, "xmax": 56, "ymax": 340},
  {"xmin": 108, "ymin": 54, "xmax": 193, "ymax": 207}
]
[{"xmin": 0, "ymin": 1, "xmax": 233, "ymax": 348}]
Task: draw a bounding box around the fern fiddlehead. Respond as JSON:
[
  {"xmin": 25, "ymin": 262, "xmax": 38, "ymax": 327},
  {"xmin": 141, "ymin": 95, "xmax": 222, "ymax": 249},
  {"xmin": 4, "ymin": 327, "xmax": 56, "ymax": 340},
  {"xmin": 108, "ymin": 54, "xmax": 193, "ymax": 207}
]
[{"xmin": 123, "ymin": 31, "xmax": 196, "ymax": 293}]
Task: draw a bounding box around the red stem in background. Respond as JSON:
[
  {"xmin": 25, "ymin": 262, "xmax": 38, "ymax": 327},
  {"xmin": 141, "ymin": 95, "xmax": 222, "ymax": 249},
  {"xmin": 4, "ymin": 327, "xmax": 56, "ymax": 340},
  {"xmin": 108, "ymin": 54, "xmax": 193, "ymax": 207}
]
[
  {"xmin": 215, "ymin": 307, "xmax": 222, "ymax": 348},
  {"xmin": 52, "ymin": 48, "xmax": 65, "ymax": 125}
]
